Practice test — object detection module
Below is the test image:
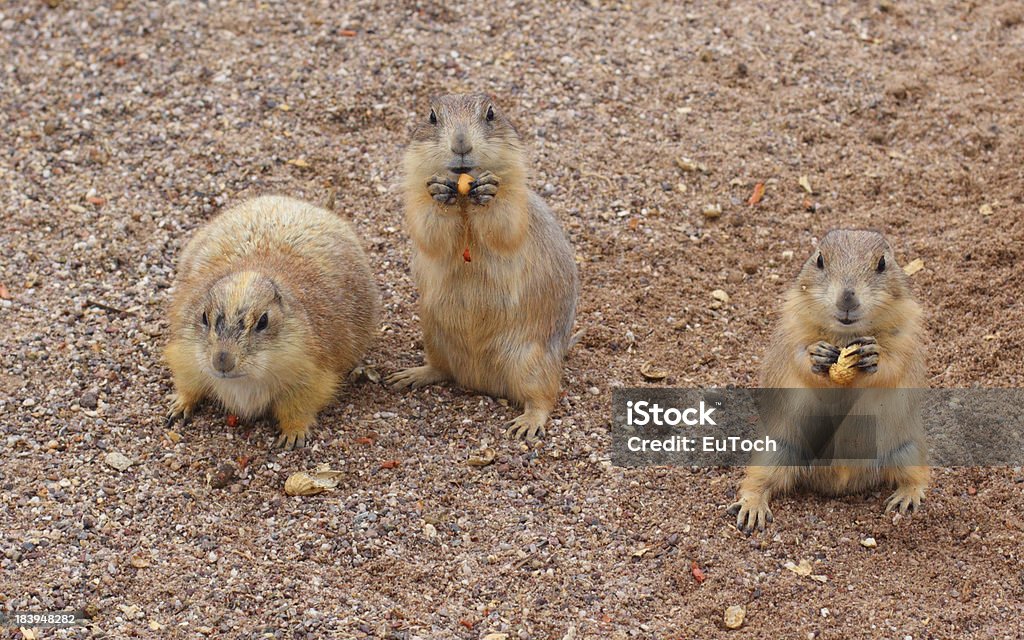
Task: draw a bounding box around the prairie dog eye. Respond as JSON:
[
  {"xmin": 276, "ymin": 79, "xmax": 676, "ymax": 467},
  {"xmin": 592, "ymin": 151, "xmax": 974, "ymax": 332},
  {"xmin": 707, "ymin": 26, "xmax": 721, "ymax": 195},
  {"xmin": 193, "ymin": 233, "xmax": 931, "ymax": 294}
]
[
  {"xmin": 485, "ymin": 105, "xmax": 495, "ymax": 122},
  {"xmin": 256, "ymin": 312, "xmax": 269, "ymax": 331},
  {"xmin": 428, "ymin": 109, "xmax": 437, "ymax": 125},
  {"xmin": 201, "ymin": 311, "xmax": 209, "ymax": 327},
  {"xmin": 876, "ymin": 256, "xmax": 886, "ymax": 273},
  {"xmin": 816, "ymin": 253, "xmax": 825, "ymax": 269}
]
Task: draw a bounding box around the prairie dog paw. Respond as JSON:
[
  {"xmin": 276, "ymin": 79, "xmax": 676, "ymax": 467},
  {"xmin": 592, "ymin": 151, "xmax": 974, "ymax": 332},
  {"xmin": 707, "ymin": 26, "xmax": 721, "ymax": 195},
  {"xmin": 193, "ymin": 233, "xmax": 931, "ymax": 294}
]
[
  {"xmin": 386, "ymin": 365, "xmax": 449, "ymax": 390},
  {"xmin": 274, "ymin": 424, "xmax": 309, "ymax": 450},
  {"xmin": 808, "ymin": 341, "xmax": 840, "ymax": 375},
  {"xmin": 885, "ymin": 485, "xmax": 924, "ymax": 514},
  {"xmin": 426, "ymin": 174, "xmax": 458, "ymax": 205},
  {"xmin": 505, "ymin": 410, "xmax": 547, "ymax": 442},
  {"xmin": 166, "ymin": 393, "xmax": 197, "ymax": 427},
  {"xmin": 727, "ymin": 494, "xmax": 774, "ymax": 533},
  {"xmin": 849, "ymin": 337, "xmax": 880, "ymax": 373},
  {"xmin": 469, "ymin": 170, "xmax": 499, "ymax": 206}
]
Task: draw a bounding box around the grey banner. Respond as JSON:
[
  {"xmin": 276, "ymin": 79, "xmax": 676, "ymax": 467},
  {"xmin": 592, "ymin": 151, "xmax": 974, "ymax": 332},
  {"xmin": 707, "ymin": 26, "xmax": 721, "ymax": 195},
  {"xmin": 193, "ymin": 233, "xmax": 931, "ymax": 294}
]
[{"xmin": 611, "ymin": 388, "xmax": 1024, "ymax": 467}]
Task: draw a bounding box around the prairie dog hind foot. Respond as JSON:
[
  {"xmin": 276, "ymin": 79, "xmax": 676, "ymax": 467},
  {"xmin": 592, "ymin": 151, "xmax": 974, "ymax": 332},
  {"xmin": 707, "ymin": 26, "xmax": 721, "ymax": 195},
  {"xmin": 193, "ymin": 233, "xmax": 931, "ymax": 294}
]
[
  {"xmin": 727, "ymin": 491, "xmax": 774, "ymax": 534},
  {"xmin": 505, "ymin": 403, "xmax": 552, "ymax": 442},
  {"xmin": 387, "ymin": 365, "xmax": 451, "ymax": 390},
  {"xmin": 885, "ymin": 484, "xmax": 925, "ymax": 514}
]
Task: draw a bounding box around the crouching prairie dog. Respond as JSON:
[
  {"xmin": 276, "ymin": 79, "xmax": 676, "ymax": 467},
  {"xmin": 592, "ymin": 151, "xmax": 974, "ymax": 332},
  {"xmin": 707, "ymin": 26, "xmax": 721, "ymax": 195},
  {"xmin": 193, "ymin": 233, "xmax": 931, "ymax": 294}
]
[
  {"xmin": 729, "ymin": 229, "xmax": 928, "ymax": 532},
  {"xmin": 164, "ymin": 195, "xmax": 380, "ymax": 449},
  {"xmin": 386, "ymin": 94, "xmax": 579, "ymax": 441}
]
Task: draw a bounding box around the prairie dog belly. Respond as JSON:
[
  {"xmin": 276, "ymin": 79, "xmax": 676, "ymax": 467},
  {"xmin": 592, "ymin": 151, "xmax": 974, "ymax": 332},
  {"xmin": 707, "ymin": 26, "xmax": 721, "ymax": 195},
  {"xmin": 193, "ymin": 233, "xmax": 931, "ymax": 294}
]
[{"xmin": 418, "ymin": 258, "xmax": 529, "ymax": 396}]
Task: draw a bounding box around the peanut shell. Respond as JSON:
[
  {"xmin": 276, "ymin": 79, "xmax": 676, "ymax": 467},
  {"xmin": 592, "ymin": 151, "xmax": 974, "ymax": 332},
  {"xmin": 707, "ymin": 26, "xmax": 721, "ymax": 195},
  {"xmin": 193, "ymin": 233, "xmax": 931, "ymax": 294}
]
[{"xmin": 828, "ymin": 344, "xmax": 861, "ymax": 386}]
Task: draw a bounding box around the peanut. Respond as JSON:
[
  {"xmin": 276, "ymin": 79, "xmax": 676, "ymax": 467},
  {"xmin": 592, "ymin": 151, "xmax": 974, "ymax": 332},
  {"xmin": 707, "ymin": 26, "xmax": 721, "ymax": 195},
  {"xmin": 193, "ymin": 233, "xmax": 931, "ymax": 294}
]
[{"xmin": 828, "ymin": 344, "xmax": 861, "ymax": 386}]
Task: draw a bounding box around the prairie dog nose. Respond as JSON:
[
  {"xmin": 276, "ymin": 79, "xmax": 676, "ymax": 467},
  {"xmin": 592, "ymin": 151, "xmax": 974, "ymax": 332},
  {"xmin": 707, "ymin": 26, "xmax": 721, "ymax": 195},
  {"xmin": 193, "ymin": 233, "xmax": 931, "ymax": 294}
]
[
  {"xmin": 450, "ymin": 130, "xmax": 472, "ymax": 156},
  {"xmin": 837, "ymin": 287, "xmax": 860, "ymax": 312},
  {"xmin": 213, "ymin": 350, "xmax": 236, "ymax": 373}
]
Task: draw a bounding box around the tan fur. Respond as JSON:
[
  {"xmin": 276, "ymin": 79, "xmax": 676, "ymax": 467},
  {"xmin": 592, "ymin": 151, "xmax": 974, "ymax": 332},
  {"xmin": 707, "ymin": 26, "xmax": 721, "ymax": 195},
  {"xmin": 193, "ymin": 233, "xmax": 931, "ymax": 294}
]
[
  {"xmin": 164, "ymin": 195, "xmax": 380, "ymax": 449},
  {"xmin": 730, "ymin": 229, "xmax": 928, "ymax": 532},
  {"xmin": 387, "ymin": 94, "xmax": 579, "ymax": 440}
]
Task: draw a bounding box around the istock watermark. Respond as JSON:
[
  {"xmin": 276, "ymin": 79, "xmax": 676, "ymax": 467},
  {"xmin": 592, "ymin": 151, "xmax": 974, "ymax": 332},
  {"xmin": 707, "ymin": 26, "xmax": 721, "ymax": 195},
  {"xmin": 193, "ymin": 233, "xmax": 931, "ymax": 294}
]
[
  {"xmin": 611, "ymin": 388, "xmax": 1024, "ymax": 467},
  {"xmin": 625, "ymin": 400, "xmax": 718, "ymax": 426},
  {"xmin": 624, "ymin": 399, "xmax": 777, "ymax": 454}
]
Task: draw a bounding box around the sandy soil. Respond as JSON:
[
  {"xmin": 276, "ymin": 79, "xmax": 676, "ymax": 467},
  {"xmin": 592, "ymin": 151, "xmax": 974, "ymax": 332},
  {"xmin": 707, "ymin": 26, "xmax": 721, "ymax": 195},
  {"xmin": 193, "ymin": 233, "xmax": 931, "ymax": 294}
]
[{"xmin": 1, "ymin": 0, "xmax": 1023, "ymax": 638}]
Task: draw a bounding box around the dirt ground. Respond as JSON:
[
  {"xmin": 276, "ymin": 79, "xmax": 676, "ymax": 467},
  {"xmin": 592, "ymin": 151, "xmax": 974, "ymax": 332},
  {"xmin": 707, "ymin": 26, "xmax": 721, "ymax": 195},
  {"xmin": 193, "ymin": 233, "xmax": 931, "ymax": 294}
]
[{"xmin": 2, "ymin": 0, "xmax": 1023, "ymax": 638}]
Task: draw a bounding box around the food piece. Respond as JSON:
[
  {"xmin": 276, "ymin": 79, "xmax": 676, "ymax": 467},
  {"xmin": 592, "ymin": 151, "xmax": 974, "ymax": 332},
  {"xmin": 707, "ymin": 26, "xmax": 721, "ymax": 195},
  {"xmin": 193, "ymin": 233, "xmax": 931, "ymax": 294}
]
[
  {"xmin": 747, "ymin": 182, "xmax": 765, "ymax": 206},
  {"xmin": 284, "ymin": 472, "xmax": 326, "ymax": 496},
  {"xmin": 828, "ymin": 344, "xmax": 861, "ymax": 385},
  {"xmin": 467, "ymin": 447, "xmax": 496, "ymax": 467},
  {"xmin": 283, "ymin": 464, "xmax": 344, "ymax": 496},
  {"xmin": 903, "ymin": 258, "xmax": 924, "ymax": 276},
  {"xmin": 723, "ymin": 605, "xmax": 745, "ymax": 629},
  {"xmin": 640, "ymin": 360, "xmax": 668, "ymax": 381},
  {"xmin": 691, "ymin": 560, "xmax": 706, "ymax": 584},
  {"xmin": 457, "ymin": 173, "xmax": 474, "ymax": 196}
]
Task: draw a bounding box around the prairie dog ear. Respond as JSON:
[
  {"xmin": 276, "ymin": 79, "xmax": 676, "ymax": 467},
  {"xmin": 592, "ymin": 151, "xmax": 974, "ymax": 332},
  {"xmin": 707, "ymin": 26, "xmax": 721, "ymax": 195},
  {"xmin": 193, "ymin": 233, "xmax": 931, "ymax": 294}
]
[{"xmin": 322, "ymin": 187, "xmax": 337, "ymax": 212}]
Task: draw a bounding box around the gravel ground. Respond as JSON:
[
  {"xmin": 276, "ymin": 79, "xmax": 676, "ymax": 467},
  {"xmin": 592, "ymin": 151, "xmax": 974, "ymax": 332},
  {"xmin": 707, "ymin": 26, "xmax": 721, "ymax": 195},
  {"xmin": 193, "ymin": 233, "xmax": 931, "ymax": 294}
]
[{"xmin": 2, "ymin": 1, "xmax": 1023, "ymax": 638}]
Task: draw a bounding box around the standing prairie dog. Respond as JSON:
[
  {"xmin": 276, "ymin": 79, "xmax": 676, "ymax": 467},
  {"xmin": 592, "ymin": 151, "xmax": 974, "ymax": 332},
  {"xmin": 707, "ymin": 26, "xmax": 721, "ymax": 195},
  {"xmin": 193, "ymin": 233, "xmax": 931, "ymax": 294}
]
[
  {"xmin": 386, "ymin": 94, "xmax": 579, "ymax": 441},
  {"xmin": 164, "ymin": 195, "xmax": 380, "ymax": 449},
  {"xmin": 729, "ymin": 229, "xmax": 927, "ymax": 532}
]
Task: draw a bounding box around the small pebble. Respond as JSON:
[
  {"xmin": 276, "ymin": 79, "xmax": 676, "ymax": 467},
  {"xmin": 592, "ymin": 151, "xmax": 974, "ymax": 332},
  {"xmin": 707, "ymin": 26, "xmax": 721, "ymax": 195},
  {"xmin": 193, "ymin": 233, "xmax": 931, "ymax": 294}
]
[
  {"xmin": 209, "ymin": 464, "xmax": 237, "ymax": 489},
  {"xmin": 860, "ymin": 537, "xmax": 877, "ymax": 549},
  {"xmin": 80, "ymin": 391, "xmax": 99, "ymax": 409},
  {"xmin": 723, "ymin": 604, "xmax": 745, "ymax": 629},
  {"xmin": 702, "ymin": 203, "xmax": 722, "ymax": 219},
  {"xmin": 104, "ymin": 452, "xmax": 133, "ymax": 472},
  {"xmin": 676, "ymin": 157, "xmax": 699, "ymax": 172}
]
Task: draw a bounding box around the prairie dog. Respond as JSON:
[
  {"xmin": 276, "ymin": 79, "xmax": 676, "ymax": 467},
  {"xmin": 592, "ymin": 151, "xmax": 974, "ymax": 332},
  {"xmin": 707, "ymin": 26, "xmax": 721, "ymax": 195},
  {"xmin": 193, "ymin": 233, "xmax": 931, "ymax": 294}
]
[
  {"xmin": 386, "ymin": 94, "xmax": 579, "ymax": 440},
  {"xmin": 729, "ymin": 229, "xmax": 927, "ymax": 532},
  {"xmin": 164, "ymin": 195, "xmax": 380, "ymax": 449}
]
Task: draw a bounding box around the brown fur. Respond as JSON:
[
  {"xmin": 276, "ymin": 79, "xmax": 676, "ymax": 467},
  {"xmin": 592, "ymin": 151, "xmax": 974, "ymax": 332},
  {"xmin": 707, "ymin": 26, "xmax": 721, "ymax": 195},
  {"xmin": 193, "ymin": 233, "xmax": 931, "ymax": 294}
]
[
  {"xmin": 730, "ymin": 229, "xmax": 928, "ymax": 532},
  {"xmin": 164, "ymin": 195, "xmax": 380, "ymax": 449},
  {"xmin": 387, "ymin": 94, "xmax": 579, "ymax": 440}
]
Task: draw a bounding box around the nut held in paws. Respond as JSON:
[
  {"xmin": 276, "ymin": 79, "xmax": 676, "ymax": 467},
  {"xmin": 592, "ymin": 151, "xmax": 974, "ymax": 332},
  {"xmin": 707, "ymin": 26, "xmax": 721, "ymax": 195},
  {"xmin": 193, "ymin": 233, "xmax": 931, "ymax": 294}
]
[{"xmin": 828, "ymin": 344, "xmax": 861, "ymax": 385}]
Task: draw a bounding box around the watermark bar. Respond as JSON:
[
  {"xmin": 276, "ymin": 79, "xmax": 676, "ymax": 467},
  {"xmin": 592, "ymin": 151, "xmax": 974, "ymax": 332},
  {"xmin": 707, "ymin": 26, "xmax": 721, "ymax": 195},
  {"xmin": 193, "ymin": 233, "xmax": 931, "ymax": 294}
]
[
  {"xmin": 611, "ymin": 388, "xmax": 1024, "ymax": 467},
  {"xmin": 0, "ymin": 610, "xmax": 88, "ymax": 628}
]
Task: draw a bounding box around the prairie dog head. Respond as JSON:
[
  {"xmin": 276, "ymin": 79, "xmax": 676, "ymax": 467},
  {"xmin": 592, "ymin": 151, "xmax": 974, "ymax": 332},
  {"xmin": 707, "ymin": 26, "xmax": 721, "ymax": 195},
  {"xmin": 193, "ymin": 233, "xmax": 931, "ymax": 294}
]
[
  {"xmin": 403, "ymin": 93, "xmax": 526, "ymax": 186},
  {"xmin": 190, "ymin": 271, "xmax": 292, "ymax": 381},
  {"xmin": 793, "ymin": 229, "xmax": 913, "ymax": 334}
]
